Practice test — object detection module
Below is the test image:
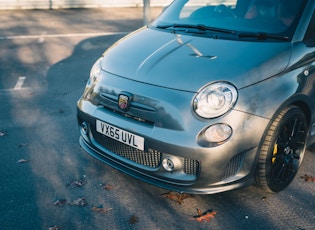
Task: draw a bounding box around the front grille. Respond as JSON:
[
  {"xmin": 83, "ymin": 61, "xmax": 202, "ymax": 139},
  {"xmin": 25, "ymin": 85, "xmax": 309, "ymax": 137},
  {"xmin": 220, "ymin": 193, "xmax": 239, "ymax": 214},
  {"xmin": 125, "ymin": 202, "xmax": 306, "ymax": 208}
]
[
  {"xmin": 92, "ymin": 130, "xmax": 200, "ymax": 176},
  {"xmin": 222, "ymin": 151, "xmax": 247, "ymax": 180},
  {"xmin": 98, "ymin": 92, "xmax": 156, "ymax": 126}
]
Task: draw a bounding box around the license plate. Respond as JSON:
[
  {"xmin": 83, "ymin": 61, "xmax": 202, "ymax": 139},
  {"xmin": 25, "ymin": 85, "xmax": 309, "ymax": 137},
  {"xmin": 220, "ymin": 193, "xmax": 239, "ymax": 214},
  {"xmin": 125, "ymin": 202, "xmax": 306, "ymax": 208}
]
[{"xmin": 96, "ymin": 120, "xmax": 144, "ymax": 151}]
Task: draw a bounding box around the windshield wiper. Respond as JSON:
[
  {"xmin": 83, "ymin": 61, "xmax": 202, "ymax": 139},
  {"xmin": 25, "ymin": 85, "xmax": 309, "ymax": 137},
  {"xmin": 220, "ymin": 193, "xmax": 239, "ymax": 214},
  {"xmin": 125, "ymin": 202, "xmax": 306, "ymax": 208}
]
[
  {"xmin": 238, "ymin": 32, "xmax": 289, "ymax": 41},
  {"xmin": 156, "ymin": 24, "xmax": 236, "ymax": 34}
]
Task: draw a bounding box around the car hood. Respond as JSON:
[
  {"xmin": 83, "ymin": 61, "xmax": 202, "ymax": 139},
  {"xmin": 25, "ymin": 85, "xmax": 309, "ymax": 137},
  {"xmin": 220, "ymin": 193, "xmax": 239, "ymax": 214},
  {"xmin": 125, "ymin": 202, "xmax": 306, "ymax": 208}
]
[{"xmin": 102, "ymin": 27, "xmax": 292, "ymax": 91}]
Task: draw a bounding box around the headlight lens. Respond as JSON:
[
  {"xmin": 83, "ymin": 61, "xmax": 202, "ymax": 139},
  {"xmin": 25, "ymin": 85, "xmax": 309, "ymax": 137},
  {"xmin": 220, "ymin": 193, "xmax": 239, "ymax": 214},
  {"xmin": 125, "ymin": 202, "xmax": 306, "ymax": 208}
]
[
  {"xmin": 88, "ymin": 57, "xmax": 103, "ymax": 85},
  {"xmin": 194, "ymin": 82, "xmax": 238, "ymax": 118}
]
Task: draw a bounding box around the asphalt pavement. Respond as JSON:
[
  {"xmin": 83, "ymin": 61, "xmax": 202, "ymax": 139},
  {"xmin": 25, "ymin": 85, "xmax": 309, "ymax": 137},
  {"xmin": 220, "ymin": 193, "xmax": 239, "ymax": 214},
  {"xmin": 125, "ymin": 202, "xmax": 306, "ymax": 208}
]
[{"xmin": 0, "ymin": 7, "xmax": 315, "ymax": 230}]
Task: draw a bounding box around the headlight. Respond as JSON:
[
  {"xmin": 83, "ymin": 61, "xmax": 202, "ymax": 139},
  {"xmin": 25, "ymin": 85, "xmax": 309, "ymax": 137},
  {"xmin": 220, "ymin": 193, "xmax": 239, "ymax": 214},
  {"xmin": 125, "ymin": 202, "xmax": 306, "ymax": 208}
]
[
  {"xmin": 82, "ymin": 57, "xmax": 103, "ymax": 103},
  {"xmin": 193, "ymin": 82, "xmax": 238, "ymax": 118},
  {"xmin": 88, "ymin": 57, "xmax": 103, "ymax": 86}
]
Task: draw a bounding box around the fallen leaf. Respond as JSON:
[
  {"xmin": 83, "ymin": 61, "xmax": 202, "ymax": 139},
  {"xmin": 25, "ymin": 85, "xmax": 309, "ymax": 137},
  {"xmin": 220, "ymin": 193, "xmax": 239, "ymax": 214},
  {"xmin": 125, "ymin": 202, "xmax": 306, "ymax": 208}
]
[
  {"xmin": 196, "ymin": 208, "xmax": 202, "ymax": 216},
  {"xmin": 19, "ymin": 143, "xmax": 28, "ymax": 148},
  {"xmin": 177, "ymin": 193, "xmax": 192, "ymax": 203},
  {"xmin": 103, "ymin": 184, "xmax": 114, "ymax": 190},
  {"xmin": 300, "ymin": 174, "xmax": 315, "ymax": 182},
  {"xmin": 92, "ymin": 205, "xmax": 112, "ymax": 214},
  {"xmin": 48, "ymin": 226, "xmax": 60, "ymax": 230},
  {"xmin": 53, "ymin": 199, "xmax": 67, "ymax": 207},
  {"xmin": 162, "ymin": 191, "xmax": 191, "ymax": 204},
  {"xmin": 68, "ymin": 179, "xmax": 86, "ymax": 188},
  {"xmin": 17, "ymin": 159, "xmax": 29, "ymax": 163},
  {"xmin": 68, "ymin": 198, "xmax": 88, "ymax": 207},
  {"xmin": 190, "ymin": 209, "xmax": 217, "ymax": 223},
  {"xmin": 129, "ymin": 215, "xmax": 139, "ymax": 225}
]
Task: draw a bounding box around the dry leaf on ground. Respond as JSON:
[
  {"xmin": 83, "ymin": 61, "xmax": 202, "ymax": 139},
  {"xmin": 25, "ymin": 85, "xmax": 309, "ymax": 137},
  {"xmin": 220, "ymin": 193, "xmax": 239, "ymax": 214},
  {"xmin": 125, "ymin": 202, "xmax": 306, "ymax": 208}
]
[
  {"xmin": 53, "ymin": 199, "xmax": 67, "ymax": 207},
  {"xmin": 190, "ymin": 209, "xmax": 217, "ymax": 222},
  {"xmin": 67, "ymin": 179, "xmax": 86, "ymax": 188},
  {"xmin": 92, "ymin": 205, "xmax": 112, "ymax": 214},
  {"xmin": 68, "ymin": 198, "xmax": 88, "ymax": 207},
  {"xmin": 129, "ymin": 215, "xmax": 139, "ymax": 225},
  {"xmin": 17, "ymin": 159, "xmax": 29, "ymax": 163},
  {"xmin": 18, "ymin": 143, "xmax": 28, "ymax": 148},
  {"xmin": 162, "ymin": 191, "xmax": 192, "ymax": 204},
  {"xmin": 103, "ymin": 184, "xmax": 114, "ymax": 190},
  {"xmin": 48, "ymin": 225, "xmax": 60, "ymax": 230},
  {"xmin": 300, "ymin": 174, "xmax": 315, "ymax": 182}
]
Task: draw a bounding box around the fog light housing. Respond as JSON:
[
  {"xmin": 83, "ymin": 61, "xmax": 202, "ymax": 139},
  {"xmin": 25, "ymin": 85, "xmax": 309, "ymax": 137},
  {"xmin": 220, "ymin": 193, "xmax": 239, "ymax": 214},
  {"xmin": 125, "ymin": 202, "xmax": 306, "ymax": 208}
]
[
  {"xmin": 162, "ymin": 156, "xmax": 182, "ymax": 172},
  {"xmin": 204, "ymin": 123, "xmax": 232, "ymax": 143},
  {"xmin": 81, "ymin": 122, "xmax": 88, "ymax": 135}
]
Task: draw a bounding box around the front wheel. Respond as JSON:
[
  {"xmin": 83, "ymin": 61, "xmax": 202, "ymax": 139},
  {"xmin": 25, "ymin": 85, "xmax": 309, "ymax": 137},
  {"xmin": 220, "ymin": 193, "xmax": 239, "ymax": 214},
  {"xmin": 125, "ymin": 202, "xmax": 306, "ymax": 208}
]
[{"xmin": 255, "ymin": 106, "xmax": 308, "ymax": 193}]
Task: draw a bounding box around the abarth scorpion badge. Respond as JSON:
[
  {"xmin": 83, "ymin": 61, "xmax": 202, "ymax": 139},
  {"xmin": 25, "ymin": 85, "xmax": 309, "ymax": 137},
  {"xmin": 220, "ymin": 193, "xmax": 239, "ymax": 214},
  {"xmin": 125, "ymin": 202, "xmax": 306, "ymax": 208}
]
[{"xmin": 118, "ymin": 92, "xmax": 132, "ymax": 111}]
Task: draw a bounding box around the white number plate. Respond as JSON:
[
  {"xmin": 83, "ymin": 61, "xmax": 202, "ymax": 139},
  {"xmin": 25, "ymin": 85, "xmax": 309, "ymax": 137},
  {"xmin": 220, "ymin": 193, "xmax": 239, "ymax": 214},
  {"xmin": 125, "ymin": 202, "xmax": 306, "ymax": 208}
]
[{"xmin": 96, "ymin": 120, "xmax": 144, "ymax": 151}]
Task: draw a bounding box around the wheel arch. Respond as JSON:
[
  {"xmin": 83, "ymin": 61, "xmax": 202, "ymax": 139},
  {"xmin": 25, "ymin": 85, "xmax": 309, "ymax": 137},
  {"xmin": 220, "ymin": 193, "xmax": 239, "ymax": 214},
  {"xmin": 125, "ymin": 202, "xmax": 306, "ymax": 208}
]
[
  {"xmin": 270, "ymin": 94, "xmax": 312, "ymax": 127},
  {"xmin": 292, "ymin": 100, "xmax": 312, "ymax": 125}
]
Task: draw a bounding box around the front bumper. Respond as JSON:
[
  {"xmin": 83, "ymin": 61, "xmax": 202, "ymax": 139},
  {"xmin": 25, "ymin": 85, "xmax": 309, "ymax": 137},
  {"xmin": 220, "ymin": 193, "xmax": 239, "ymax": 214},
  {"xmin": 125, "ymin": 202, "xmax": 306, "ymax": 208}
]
[{"xmin": 77, "ymin": 97, "xmax": 269, "ymax": 194}]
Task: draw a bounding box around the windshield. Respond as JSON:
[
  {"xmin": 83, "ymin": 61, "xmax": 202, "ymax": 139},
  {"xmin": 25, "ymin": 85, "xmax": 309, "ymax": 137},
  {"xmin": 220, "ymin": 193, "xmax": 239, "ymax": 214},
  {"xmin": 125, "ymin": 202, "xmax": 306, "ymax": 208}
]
[{"xmin": 152, "ymin": 0, "xmax": 307, "ymax": 40}]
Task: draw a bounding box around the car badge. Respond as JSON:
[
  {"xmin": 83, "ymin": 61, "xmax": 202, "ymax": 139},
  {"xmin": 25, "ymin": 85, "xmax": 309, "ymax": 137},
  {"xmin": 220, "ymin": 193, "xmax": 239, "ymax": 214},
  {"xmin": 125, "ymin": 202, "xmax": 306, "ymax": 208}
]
[{"xmin": 118, "ymin": 93, "xmax": 132, "ymax": 111}]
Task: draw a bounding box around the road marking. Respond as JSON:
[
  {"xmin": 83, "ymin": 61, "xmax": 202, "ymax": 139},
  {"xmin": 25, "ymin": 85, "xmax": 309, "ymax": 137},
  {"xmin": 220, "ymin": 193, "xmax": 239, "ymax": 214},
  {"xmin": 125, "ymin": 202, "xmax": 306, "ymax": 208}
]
[
  {"xmin": 0, "ymin": 86, "xmax": 42, "ymax": 96},
  {"xmin": 14, "ymin": 76, "xmax": 26, "ymax": 90},
  {"xmin": 0, "ymin": 32, "xmax": 129, "ymax": 40}
]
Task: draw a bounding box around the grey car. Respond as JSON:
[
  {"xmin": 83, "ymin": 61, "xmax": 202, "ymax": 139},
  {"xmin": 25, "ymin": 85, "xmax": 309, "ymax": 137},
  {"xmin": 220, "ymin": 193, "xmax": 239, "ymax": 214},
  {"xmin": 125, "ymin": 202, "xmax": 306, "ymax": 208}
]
[{"xmin": 77, "ymin": 0, "xmax": 315, "ymax": 194}]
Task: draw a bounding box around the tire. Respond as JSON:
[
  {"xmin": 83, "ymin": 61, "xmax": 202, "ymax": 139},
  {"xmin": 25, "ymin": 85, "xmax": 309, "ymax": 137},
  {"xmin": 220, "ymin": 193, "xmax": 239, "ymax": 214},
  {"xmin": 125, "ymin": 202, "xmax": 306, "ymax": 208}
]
[{"xmin": 255, "ymin": 106, "xmax": 308, "ymax": 193}]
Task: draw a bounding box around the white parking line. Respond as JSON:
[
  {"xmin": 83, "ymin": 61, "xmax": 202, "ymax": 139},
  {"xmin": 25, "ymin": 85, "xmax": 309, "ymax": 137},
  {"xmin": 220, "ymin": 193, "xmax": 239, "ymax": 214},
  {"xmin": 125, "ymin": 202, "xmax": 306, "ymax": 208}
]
[
  {"xmin": 0, "ymin": 32, "xmax": 128, "ymax": 40},
  {"xmin": 14, "ymin": 76, "xmax": 26, "ymax": 90}
]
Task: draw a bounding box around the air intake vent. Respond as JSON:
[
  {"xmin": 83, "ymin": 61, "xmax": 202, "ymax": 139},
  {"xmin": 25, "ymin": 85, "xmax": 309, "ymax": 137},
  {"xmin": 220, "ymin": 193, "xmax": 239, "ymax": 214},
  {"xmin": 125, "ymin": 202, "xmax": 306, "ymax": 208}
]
[{"xmin": 223, "ymin": 151, "xmax": 247, "ymax": 180}]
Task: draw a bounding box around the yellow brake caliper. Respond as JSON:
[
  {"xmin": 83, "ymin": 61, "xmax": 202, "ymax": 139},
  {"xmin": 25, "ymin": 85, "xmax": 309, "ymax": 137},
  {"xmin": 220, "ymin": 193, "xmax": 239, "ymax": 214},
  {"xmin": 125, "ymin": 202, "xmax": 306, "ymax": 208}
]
[{"xmin": 272, "ymin": 143, "xmax": 278, "ymax": 164}]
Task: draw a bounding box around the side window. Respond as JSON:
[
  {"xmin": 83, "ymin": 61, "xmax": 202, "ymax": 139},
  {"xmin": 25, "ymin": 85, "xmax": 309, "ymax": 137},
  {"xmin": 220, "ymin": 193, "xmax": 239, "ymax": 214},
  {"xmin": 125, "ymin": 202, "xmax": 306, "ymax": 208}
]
[{"xmin": 304, "ymin": 11, "xmax": 315, "ymax": 47}]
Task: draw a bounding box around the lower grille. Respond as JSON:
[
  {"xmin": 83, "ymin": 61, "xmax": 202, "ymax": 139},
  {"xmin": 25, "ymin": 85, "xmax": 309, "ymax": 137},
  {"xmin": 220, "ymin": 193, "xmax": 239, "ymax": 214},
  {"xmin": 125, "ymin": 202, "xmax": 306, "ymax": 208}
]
[
  {"xmin": 92, "ymin": 130, "xmax": 200, "ymax": 176},
  {"xmin": 93, "ymin": 131, "xmax": 161, "ymax": 168},
  {"xmin": 184, "ymin": 158, "xmax": 200, "ymax": 175},
  {"xmin": 223, "ymin": 151, "xmax": 247, "ymax": 180}
]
